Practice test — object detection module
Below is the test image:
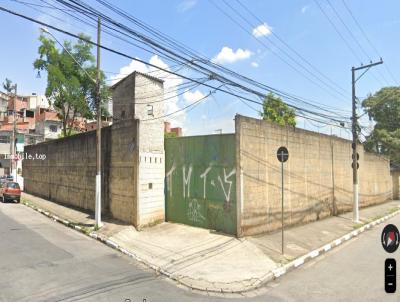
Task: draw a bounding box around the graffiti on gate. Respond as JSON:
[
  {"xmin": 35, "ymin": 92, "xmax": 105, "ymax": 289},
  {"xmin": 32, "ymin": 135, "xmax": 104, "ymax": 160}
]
[{"xmin": 166, "ymin": 163, "xmax": 236, "ymax": 206}]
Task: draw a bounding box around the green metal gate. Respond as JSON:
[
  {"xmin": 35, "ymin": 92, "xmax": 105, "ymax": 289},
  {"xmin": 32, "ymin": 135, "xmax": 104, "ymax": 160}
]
[{"xmin": 165, "ymin": 134, "xmax": 237, "ymax": 235}]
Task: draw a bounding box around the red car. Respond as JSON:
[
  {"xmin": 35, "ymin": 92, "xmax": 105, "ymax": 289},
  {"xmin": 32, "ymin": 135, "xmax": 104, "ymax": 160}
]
[{"xmin": 1, "ymin": 182, "xmax": 21, "ymax": 203}]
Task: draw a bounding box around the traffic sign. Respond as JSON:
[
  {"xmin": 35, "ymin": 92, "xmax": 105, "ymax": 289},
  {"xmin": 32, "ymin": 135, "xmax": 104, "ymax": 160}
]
[
  {"xmin": 277, "ymin": 146, "xmax": 289, "ymax": 255},
  {"xmin": 277, "ymin": 146, "xmax": 289, "ymax": 163}
]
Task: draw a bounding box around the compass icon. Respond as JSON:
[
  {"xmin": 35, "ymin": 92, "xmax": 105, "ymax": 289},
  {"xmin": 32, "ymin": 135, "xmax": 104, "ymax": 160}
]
[{"xmin": 382, "ymin": 224, "xmax": 400, "ymax": 253}]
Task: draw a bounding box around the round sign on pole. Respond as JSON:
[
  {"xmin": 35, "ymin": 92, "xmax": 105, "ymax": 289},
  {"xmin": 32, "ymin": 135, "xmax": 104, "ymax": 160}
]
[{"xmin": 277, "ymin": 146, "xmax": 289, "ymax": 163}]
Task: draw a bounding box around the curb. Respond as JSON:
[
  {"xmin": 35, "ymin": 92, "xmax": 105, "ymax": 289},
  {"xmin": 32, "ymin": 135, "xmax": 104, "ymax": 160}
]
[
  {"xmin": 267, "ymin": 209, "xmax": 400, "ymax": 285},
  {"xmin": 20, "ymin": 199, "xmax": 400, "ymax": 294}
]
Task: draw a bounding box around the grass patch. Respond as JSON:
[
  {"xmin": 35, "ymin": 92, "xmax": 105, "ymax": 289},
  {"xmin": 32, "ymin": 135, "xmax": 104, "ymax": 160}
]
[
  {"xmin": 387, "ymin": 207, "xmax": 399, "ymax": 215},
  {"xmin": 82, "ymin": 227, "xmax": 94, "ymax": 235},
  {"xmin": 353, "ymin": 223, "xmax": 364, "ymax": 230}
]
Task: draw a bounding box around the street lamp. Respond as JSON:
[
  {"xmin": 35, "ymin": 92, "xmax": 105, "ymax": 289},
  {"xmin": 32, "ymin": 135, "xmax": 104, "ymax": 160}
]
[{"xmin": 40, "ymin": 26, "xmax": 103, "ymax": 228}]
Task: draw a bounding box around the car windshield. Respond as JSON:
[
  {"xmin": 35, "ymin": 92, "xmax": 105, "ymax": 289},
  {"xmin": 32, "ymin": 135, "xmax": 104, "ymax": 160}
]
[{"xmin": 7, "ymin": 182, "xmax": 20, "ymax": 189}]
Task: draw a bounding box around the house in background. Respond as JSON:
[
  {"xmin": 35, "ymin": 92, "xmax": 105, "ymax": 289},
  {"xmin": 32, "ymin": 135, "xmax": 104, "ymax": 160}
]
[
  {"xmin": 164, "ymin": 121, "xmax": 182, "ymax": 137},
  {"xmin": 26, "ymin": 93, "xmax": 50, "ymax": 110},
  {"xmin": 35, "ymin": 110, "xmax": 62, "ymax": 140}
]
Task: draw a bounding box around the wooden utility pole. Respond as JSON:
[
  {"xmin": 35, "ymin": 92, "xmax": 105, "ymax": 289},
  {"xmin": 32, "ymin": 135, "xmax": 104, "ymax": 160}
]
[
  {"xmin": 95, "ymin": 17, "xmax": 102, "ymax": 228},
  {"xmin": 351, "ymin": 59, "xmax": 383, "ymax": 223}
]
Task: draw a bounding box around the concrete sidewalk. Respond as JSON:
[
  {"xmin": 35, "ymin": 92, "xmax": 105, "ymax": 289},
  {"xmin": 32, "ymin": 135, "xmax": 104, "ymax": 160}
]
[{"xmin": 21, "ymin": 193, "xmax": 400, "ymax": 293}]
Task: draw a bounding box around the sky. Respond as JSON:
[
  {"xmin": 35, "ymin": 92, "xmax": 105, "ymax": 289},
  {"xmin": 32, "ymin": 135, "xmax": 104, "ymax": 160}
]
[{"xmin": 0, "ymin": 0, "xmax": 399, "ymax": 137}]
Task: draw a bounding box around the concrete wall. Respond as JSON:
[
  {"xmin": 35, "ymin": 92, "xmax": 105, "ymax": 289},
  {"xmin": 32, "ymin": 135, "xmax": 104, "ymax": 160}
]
[
  {"xmin": 23, "ymin": 118, "xmax": 139, "ymax": 224},
  {"xmin": 24, "ymin": 71, "xmax": 166, "ymax": 229},
  {"xmin": 392, "ymin": 171, "xmax": 400, "ymax": 200},
  {"xmin": 135, "ymin": 73, "xmax": 165, "ymax": 227},
  {"xmin": 112, "ymin": 71, "xmax": 165, "ymax": 227},
  {"xmin": 236, "ymin": 115, "xmax": 392, "ymax": 236}
]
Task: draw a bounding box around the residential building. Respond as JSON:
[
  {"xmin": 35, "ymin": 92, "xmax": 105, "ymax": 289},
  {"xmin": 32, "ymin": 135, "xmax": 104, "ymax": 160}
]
[
  {"xmin": 164, "ymin": 121, "xmax": 182, "ymax": 137},
  {"xmin": 85, "ymin": 120, "xmax": 112, "ymax": 131},
  {"xmin": 26, "ymin": 93, "xmax": 50, "ymax": 110},
  {"xmin": 35, "ymin": 109, "xmax": 62, "ymax": 140}
]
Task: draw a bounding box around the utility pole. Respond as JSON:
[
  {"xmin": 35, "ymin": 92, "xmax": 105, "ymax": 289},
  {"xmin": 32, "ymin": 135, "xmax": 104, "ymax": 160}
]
[
  {"xmin": 9, "ymin": 84, "xmax": 17, "ymax": 180},
  {"xmin": 95, "ymin": 17, "xmax": 102, "ymax": 228},
  {"xmin": 13, "ymin": 84, "xmax": 17, "ymax": 182},
  {"xmin": 351, "ymin": 59, "xmax": 383, "ymax": 223}
]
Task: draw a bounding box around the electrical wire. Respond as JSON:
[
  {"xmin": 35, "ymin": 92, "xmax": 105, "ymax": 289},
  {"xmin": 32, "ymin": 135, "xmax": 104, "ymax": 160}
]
[{"xmin": 0, "ymin": 4, "xmax": 351, "ymax": 128}]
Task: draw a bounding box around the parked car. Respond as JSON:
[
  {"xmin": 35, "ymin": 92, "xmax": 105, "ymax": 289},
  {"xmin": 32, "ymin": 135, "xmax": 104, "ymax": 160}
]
[{"xmin": 0, "ymin": 182, "xmax": 21, "ymax": 203}]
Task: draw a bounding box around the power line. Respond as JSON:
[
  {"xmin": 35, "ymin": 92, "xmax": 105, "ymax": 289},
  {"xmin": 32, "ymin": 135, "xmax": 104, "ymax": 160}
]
[
  {"xmin": 324, "ymin": 0, "xmax": 389, "ymax": 86},
  {"xmin": 0, "ymin": 4, "xmax": 349, "ymax": 128},
  {"xmin": 68, "ymin": 0, "xmax": 351, "ymax": 121},
  {"xmin": 210, "ymin": 0, "xmax": 349, "ymax": 103},
  {"xmin": 314, "ymin": 0, "xmax": 361, "ymax": 62},
  {"xmin": 326, "ymin": 0, "xmax": 371, "ymax": 61},
  {"xmin": 141, "ymin": 90, "xmax": 216, "ymax": 121},
  {"xmin": 314, "ymin": 0, "xmax": 388, "ymax": 87},
  {"xmin": 235, "ymin": 0, "xmax": 349, "ymax": 96},
  {"xmin": 341, "ymin": 0, "xmax": 398, "ymax": 85},
  {"xmin": 72, "ymin": 0, "xmax": 352, "ymax": 118}
]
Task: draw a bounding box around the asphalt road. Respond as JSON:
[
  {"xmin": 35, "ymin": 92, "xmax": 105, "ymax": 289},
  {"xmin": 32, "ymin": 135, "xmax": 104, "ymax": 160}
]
[{"xmin": 0, "ymin": 202, "xmax": 397, "ymax": 302}]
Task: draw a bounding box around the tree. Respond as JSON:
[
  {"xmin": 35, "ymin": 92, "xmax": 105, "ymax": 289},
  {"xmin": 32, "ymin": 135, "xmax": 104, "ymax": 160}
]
[
  {"xmin": 362, "ymin": 86, "xmax": 400, "ymax": 163},
  {"xmin": 34, "ymin": 34, "xmax": 110, "ymax": 137},
  {"xmin": 165, "ymin": 132, "xmax": 177, "ymax": 138},
  {"xmin": 2, "ymin": 78, "xmax": 14, "ymax": 94},
  {"xmin": 260, "ymin": 92, "xmax": 296, "ymax": 127}
]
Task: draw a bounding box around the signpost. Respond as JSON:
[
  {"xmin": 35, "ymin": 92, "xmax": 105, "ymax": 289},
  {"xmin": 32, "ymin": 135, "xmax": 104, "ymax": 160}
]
[{"xmin": 277, "ymin": 146, "xmax": 289, "ymax": 255}]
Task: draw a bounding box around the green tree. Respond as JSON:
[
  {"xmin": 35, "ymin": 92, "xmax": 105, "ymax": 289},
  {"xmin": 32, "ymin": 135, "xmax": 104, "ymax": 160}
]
[
  {"xmin": 2, "ymin": 78, "xmax": 14, "ymax": 94},
  {"xmin": 260, "ymin": 92, "xmax": 296, "ymax": 127},
  {"xmin": 362, "ymin": 86, "xmax": 400, "ymax": 163},
  {"xmin": 34, "ymin": 34, "xmax": 110, "ymax": 137},
  {"xmin": 165, "ymin": 132, "xmax": 177, "ymax": 138}
]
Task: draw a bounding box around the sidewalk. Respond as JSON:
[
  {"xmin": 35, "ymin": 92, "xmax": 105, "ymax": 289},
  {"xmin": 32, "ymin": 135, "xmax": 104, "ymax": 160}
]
[{"xmin": 21, "ymin": 192, "xmax": 400, "ymax": 293}]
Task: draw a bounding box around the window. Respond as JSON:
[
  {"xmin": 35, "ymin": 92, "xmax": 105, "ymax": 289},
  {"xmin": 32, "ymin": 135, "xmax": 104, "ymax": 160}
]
[
  {"xmin": 7, "ymin": 182, "xmax": 20, "ymax": 189},
  {"xmin": 147, "ymin": 104, "xmax": 154, "ymax": 116},
  {"xmin": 26, "ymin": 110, "xmax": 34, "ymax": 118},
  {"xmin": 49, "ymin": 125, "xmax": 57, "ymax": 132},
  {"xmin": 0, "ymin": 136, "xmax": 9, "ymax": 144}
]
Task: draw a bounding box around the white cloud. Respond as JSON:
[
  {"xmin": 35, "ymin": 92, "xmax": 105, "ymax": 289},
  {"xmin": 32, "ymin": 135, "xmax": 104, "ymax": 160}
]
[
  {"xmin": 252, "ymin": 23, "xmax": 272, "ymax": 37},
  {"xmin": 212, "ymin": 47, "xmax": 253, "ymax": 64},
  {"xmin": 251, "ymin": 62, "xmax": 259, "ymax": 68},
  {"xmin": 177, "ymin": 0, "xmax": 197, "ymax": 13},
  {"xmin": 301, "ymin": 5, "xmax": 309, "ymax": 14},
  {"xmin": 183, "ymin": 90, "xmax": 206, "ymax": 104},
  {"xmin": 109, "ymin": 59, "xmax": 148, "ymax": 85}
]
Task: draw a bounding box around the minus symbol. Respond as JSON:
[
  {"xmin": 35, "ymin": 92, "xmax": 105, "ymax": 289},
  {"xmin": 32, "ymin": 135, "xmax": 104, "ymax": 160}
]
[{"xmin": 388, "ymin": 283, "xmax": 393, "ymax": 286}]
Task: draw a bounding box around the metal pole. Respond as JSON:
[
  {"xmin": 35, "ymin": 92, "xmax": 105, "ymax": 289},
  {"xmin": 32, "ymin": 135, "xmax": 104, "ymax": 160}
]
[
  {"xmin": 351, "ymin": 67, "xmax": 359, "ymax": 223},
  {"xmin": 95, "ymin": 17, "xmax": 102, "ymax": 228},
  {"xmin": 281, "ymin": 152, "xmax": 284, "ymax": 255}
]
